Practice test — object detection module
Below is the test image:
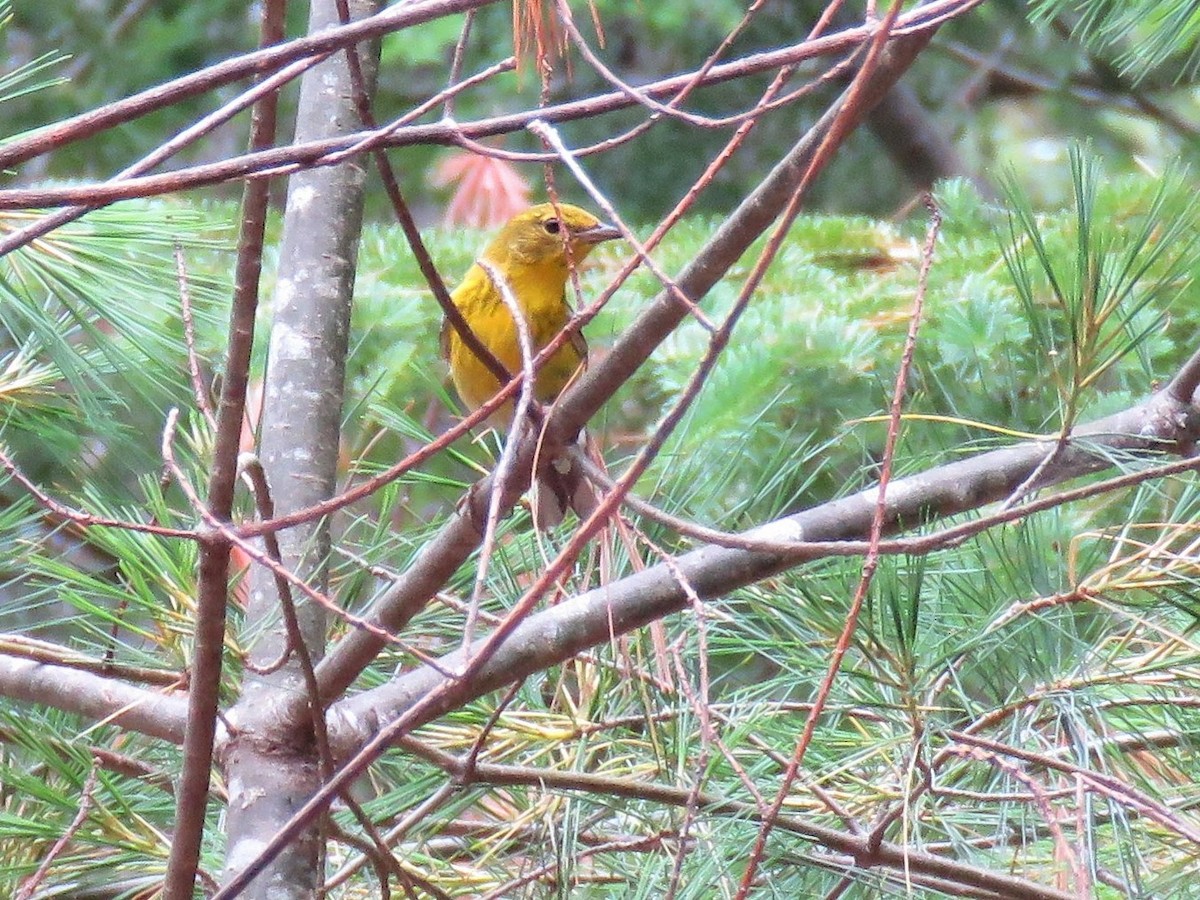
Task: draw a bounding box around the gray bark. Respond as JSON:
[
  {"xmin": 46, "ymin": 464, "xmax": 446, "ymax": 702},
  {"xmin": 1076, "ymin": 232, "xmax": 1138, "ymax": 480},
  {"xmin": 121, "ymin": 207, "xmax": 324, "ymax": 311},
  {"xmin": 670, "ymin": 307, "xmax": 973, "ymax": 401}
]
[{"xmin": 220, "ymin": 1, "xmax": 382, "ymax": 895}]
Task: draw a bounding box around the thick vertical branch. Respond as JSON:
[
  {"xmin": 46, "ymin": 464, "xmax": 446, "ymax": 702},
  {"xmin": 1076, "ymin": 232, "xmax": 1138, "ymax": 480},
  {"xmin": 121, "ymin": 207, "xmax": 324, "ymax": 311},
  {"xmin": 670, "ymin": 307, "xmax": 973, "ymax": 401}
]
[
  {"xmin": 219, "ymin": 1, "xmax": 383, "ymax": 897},
  {"xmin": 161, "ymin": 2, "xmax": 287, "ymax": 897}
]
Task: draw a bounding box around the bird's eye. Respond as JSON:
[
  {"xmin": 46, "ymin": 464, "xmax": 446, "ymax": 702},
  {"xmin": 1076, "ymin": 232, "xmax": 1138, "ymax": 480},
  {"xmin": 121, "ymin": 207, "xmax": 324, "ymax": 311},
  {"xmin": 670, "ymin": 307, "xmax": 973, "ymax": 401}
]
[{"xmin": 543, "ymin": 218, "xmax": 561, "ymax": 235}]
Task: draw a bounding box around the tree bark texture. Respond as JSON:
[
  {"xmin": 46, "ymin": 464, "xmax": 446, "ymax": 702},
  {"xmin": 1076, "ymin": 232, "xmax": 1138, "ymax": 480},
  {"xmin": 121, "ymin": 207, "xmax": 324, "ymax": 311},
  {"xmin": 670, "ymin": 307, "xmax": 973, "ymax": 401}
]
[{"xmin": 221, "ymin": 1, "xmax": 383, "ymax": 895}]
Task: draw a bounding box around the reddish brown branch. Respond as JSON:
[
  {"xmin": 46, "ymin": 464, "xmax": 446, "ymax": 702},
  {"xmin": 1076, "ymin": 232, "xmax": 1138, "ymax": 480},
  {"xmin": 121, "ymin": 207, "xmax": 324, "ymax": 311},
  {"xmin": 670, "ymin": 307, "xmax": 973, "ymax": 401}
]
[
  {"xmin": 0, "ymin": 53, "xmax": 332, "ymax": 257},
  {"xmin": 0, "ymin": 0, "xmax": 501, "ymax": 172},
  {"xmin": 737, "ymin": 6, "xmax": 917, "ymax": 889},
  {"xmin": 393, "ymin": 740, "xmax": 1073, "ymax": 900},
  {"xmin": 0, "ymin": 444, "xmax": 196, "ymax": 539},
  {"xmin": 948, "ymin": 730, "xmax": 1200, "ymax": 845},
  {"xmin": 162, "ymin": 0, "xmax": 287, "ymax": 894},
  {"xmin": 0, "ymin": 1, "xmax": 982, "ymax": 213},
  {"xmin": 15, "ymin": 760, "xmax": 100, "ymax": 900}
]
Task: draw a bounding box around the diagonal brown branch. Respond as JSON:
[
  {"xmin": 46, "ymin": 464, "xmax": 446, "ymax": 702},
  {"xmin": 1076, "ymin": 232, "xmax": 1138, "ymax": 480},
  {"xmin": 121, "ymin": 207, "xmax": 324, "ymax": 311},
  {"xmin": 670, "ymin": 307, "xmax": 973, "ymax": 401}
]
[
  {"xmin": 329, "ymin": 385, "xmax": 1200, "ymax": 746},
  {"xmin": 0, "ymin": 0, "xmax": 502, "ymax": 172},
  {"xmin": 396, "ymin": 739, "xmax": 1074, "ymax": 900},
  {"xmin": 310, "ymin": 25, "xmax": 941, "ymax": 709},
  {"xmin": 0, "ymin": 1, "xmax": 982, "ymax": 213}
]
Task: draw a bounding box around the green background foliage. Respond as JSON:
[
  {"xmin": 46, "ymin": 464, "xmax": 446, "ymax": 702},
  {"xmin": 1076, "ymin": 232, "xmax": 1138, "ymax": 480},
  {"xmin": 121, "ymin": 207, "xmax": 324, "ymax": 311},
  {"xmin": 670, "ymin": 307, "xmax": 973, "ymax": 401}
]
[
  {"xmin": 3, "ymin": 0, "xmax": 1200, "ymax": 895},
  {"xmin": 3, "ymin": 157, "xmax": 1200, "ymax": 893},
  {"xmin": 5, "ymin": 0, "xmax": 1200, "ymax": 217}
]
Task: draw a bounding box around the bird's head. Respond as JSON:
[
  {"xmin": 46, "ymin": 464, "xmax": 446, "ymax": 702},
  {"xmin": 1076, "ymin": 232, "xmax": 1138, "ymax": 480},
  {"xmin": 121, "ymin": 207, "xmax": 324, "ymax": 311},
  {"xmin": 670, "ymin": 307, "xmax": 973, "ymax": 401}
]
[{"xmin": 483, "ymin": 202, "xmax": 621, "ymax": 271}]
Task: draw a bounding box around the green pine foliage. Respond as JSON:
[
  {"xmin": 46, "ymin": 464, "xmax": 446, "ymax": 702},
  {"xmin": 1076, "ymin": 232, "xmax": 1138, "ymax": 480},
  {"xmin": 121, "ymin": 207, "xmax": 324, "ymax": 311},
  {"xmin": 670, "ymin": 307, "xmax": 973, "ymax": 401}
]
[
  {"xmin": 6, "ymin": 2, "xmax": 1200, "ymax": 894},
  {"xmin": 2, "ymin": 149, "xmax": 1200, "ymax": 895},
  {"xmin": 1031, "ymin": 0, "xmax": 1200, "ymax": 81}
]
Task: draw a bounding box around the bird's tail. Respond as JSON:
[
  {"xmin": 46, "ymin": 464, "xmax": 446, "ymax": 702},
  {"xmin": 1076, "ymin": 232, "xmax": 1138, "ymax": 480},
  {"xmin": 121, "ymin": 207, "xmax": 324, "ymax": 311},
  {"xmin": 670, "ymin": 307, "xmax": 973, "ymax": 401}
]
[
  {"xmin": 531, "ymin": 431, "xmax": 602, "ymax": 530},
  {"xmin": 533, "ymin": 438, "xmax": 676, "ymax": 690}
]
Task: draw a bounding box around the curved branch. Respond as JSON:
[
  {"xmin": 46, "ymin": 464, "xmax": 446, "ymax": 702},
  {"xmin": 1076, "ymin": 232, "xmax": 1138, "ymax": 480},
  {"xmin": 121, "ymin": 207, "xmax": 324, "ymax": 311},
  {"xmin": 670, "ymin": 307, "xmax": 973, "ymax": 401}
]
[
  {"xmin": 398, "ymin": 740, "xmax": 1074, "ymax": 900},
  {"xmin": 0, "ymin": 0, "xmax": 981, "ymax": 212},
  {"xmin": 330, "ymin": 387, "xmax": 1200, "ymax": 742},
  {"xmin": 0, "ymin": 0, "xmax": 501, "ymax": 171},
  {"xmin": 0, "ymin": 655, "xmax": 187, "ymax": 743}
]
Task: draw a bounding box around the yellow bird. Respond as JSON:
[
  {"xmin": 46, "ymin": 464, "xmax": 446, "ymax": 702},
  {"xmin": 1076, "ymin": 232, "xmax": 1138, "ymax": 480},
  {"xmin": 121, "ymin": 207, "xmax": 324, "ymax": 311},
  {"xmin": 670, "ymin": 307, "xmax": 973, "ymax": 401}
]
[
  {"xmin": 440, "ymin": 202, "xmax": 621, "ymax": 422},
  {"xmin": 441, "ymin": 202, "xmax": 620, "ymax": 526}
]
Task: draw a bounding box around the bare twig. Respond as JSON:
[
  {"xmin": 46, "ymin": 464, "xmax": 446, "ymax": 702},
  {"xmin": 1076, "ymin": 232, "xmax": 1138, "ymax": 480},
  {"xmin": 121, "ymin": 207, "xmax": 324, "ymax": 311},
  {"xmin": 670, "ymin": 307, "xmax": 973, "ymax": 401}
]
[
  {"xmin": 161, "ymin": 414, "xmax": 440, "ymax": 664},
  {"xmin": 0, "ymin": 0, "xmax": 500, "ymax": 172},
  {"xmin": 163, "ymin": 0, "xmax": 286, "ymax": 893},
  {"xmin": 0, "ymin": 1, "xmax": 984, "ymax": 211},
  {"xmin": 950, "ymin": 730, "xmax": 1200, "ymax": 845},
  {"xmin": 463, "ymin": 260, "xmax": 537, "ymax": 650},
  {"xmin": 0, "ymin": 444, "xmax": 196, "ymax": 539},
  {"xmin": 736, "ymin": 10, "xmax": 917, "ymax": 890},
  {"xmin": 0, "ymin": 635, "xmax": 180, "ymax": 687},
  {"xmin": 0, "ymin": 53, "xmax": 332, "ymax": 257},
  {"xmin": 395, "ymin": 741, "xmax": 1074, "ymax": 900},
  {"xmin": 15, "ymin": 760, "xmax": 101, "ymax": 900},
  {"xmin": 173, "ymin": 245, "xmax": 217, "ymax": 430}
]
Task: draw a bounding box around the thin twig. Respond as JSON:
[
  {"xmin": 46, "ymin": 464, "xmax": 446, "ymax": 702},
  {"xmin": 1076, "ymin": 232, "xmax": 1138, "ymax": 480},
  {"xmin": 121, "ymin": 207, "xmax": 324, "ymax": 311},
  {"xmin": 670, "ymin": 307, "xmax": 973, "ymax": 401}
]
[
  {"xmin": 462, "ymin": 260, "xmax": 537, "ymax": 651},
  {"xmin": 948, "ymin": 730, "xmax": 1200, "ymax": 845},
  {"xmin": 529, "ymin": 120, "xmax": 714, "ymax": 332},
  {"xmin": 396, "ymin": 740, "xmax": 1075, "ymax": 900},
  {"xmin": 163, "ymin": 0, "xmax": 286, "ymax": 890},
  {"xmin": 15, "ymin": 760, "xmax": 101, "ymax": 900},
  {"xmin": 0, "ymin": 0, "xmax": 984, "ymax": 211},
  {"xmin": 173, "ymin": 244, "xmax": 217, "ymax": 429},
  {"xmin": 0, "ymin": 53, "xmax": 332, "ymax": 257},
  {"xmin": 0, "ymin": 0, "xmax": 500, "ymax": 172},
  {"xmin": 443, "ymin": 9, "xmax": 476, "ymax": 119},
  {"xmin": 0, "ymin": 444, "xmax": 196, "ymax": 539},
  {"xmin": 323, "ymin": 782, "xmax": 460, "ymax": 892},
  {"xmin": 0, "ymin": 635, "xmax": 180, "ymax": 687},
  {"xmin": 736, "ymin": 101, "xmax": 937, "ymax": 893},
  {"xmin": 663, "ymin": 554, "xmax": 714, "ymax": 899},
  {"xmin": 162, "ymin": 416, "xmax": 440, "ymax": 662}
]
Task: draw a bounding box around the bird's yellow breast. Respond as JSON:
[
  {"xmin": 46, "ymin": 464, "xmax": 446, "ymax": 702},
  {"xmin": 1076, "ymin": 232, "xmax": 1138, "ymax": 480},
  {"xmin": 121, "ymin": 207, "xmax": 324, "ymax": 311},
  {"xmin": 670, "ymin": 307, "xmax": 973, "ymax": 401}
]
[
  {"xmin": 442, "ymin": 202, "xmax": 618, "ymax": 425},
  {"xmin": 446, "ymin": 258, "xmax": 583, "ymax": 417}
]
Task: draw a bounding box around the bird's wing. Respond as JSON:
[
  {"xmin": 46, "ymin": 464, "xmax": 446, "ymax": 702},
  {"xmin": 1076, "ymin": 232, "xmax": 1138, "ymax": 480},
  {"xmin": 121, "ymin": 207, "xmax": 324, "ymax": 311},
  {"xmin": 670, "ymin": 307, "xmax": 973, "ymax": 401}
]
[
  {"xmin": 563, "ymin": 292, "xmax": 589, "ymax": 364},
  {"xmin": 570, "ymin": 327, "xmax": 588, "ymax": 364}
]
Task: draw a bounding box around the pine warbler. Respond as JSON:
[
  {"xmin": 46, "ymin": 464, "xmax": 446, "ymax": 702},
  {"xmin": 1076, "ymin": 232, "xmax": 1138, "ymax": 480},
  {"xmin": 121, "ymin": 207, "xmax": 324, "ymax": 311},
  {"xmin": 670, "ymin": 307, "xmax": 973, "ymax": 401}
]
[
  {"xmin": 441, "ymin": 202, "xmax": 620, "ymax": 526},
  {"xmin": 440, "ymin": 202, "xmax": 620, "ymax": 422}
]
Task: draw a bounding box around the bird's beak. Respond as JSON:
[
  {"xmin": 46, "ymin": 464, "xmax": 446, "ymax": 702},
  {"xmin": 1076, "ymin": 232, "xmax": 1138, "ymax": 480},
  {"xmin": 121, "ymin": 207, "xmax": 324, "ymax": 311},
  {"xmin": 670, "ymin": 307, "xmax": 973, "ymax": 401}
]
[{"xmin": 577, "ymin": 221, "xmax": 622, "ymax": 244}]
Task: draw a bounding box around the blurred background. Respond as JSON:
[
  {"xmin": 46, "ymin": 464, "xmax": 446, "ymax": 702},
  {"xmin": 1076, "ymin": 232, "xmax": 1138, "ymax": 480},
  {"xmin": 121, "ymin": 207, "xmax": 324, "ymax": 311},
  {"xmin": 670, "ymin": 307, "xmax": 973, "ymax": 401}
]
[{"xmin": 6, "ymin": 0, "xmax": 1200, "ymax": 222}]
